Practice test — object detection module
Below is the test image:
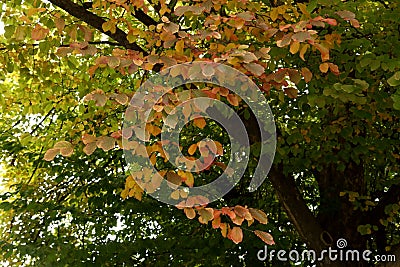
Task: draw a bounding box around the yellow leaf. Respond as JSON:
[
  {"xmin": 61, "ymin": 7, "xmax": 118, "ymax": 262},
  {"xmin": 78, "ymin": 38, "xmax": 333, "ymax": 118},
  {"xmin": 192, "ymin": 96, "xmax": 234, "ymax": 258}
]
[
  {"xmin": 181, "ymin": 171, "xmax": 194, "ymax": 187},
  {"xmin": 270, "ymin": 8, "xmax": 279, "ymax": 21},
  {"xmin": 102, "ymin": 20, "xmax": 116, "ymax": 34},
  {"xmin": 170, "ymin": 189, "xmax": 180, "ymax": 200},
  {"xmin": 299, "ymin": 44, "xmax": 309, "ymax": 61},
  {"xmin": 198, "ymin": 207, "xmax": 214, "ymax": 224},
  {"xmin": 175, "ymin": 39, "xmax": 184, "ymax": 55},
  {"xmin": 120, "ymin": 188, "xmax": 129, "ymax": 199},
  {"xmin": 290, "ymin": 41, "xmax": 300, "ymax": 54},
  {"xmin": 126, "ymin": 175, "xmax": 136, "ymax": 189},
  {"xmin": 298, "ymin": 3, "xmax": 310, "ymax": 16}
]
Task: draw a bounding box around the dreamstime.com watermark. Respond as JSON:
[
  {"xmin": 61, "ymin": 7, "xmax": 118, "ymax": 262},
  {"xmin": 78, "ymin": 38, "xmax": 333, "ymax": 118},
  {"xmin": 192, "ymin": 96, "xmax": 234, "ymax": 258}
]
[{"xmin": 257, "ymin": 238, "xmax": 396, "ymax": 265}]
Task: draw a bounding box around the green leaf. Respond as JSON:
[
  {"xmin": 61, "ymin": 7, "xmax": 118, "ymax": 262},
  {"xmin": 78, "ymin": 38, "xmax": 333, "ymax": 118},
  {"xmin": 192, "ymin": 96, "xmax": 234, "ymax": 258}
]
[{"xmin": 387, "ymin": 71, "xmax": 400, "ymax": 86}]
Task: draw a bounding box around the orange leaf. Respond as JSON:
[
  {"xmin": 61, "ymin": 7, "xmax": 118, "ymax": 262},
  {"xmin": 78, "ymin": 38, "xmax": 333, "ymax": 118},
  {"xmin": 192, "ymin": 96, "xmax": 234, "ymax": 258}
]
[
  {"xmin": 188, "ymin": 143, "xmax": 198, "ymax": 155},
  {"xmin": 231, "ymin": 216, "xmax": 245, "ymax": 226},
  {"xmin": 228, "ymin": 227, "xmax": 243, "ymax": 244},
  {"xmin": 214, "ymin": 141, "xmax": 223, "ymax": 155},
  {"xmin": 227, "ymin": 94, "xmax": 239, "ymax": 106},
  {"xmin": 319, "ymin": 63, "xmax": 329, "ymax": 73},
  {"xmin": 329, "ymin": 63, "xmax": 340, "ymax": 75},
  {"xmin": 249, "ymin": 208, "xmax": 268, "ymax": 224},
  {"xmin": 313, "ymin": 43, "xmax": 330, "ymax": 61},
  {"xmin": 193, "ymin": 117, "xmax": 206, "ymax": 129},
  {"xmin": 220, "ymin": 223, "xmax": 228, "ymax": 237},
  {"xmin": 55, "ymin": 18, "xmax": 65, "ymax": 32},
  {"xmin": 284, "ymin": 87, "xmax": 298, "ymax": 99},
  {"xmin": 301, "ymin": 67, "xmax": 313, "ymax": 83},
  {"xmin": 184, "ymin": 207, "xmax": 196, "ymax": 219},
  {"xmin": 299, "ymin": 44, "xmax": 309, "ymax": 61},
  {"xmin": 234, "ymin": 205, "xmax": 252, "ymax": 220},
  {"xmin": 212, "ymin": 215, "xmax": 221, "ymax": 229},
  {"xmin": 254, "ymin": 230, "xmax": 275, "ymax": 245}
]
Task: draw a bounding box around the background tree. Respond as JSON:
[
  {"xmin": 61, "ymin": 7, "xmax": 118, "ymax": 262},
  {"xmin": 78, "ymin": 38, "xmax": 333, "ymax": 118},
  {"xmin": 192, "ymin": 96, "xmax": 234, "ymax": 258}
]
[{"xmin": 0, "ymin": 0, "xmax": 399, "ymax": 266}]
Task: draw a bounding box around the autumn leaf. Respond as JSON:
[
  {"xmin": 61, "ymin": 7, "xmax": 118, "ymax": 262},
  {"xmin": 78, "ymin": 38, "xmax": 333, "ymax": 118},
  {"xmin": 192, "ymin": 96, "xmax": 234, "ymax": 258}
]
[
  {"xmin": 254, "ymin": 230, "xmax": 275, "ymax": 245},
  {"xmin": 54, "ymin": 141, "xmax": 74, "ymax": 157},
  {"xmin": 84, "ymin": 89, "xmax": 108, "ymax": 107},
  {"xmin": 227, "ymin": 94, "xmax": 239, "ymax": 106},
  {"xmin": 198, "ymin": 208, "xmax": 214, "ymax": 224},
  {"xmin": 319, "ymin": 63, "xmax": 329, "ymax": 73},
  {"xmin": 313, "ymin": 43, "xmax": 330, "ymax": 61},
  {"xmin": 290, "ymin": 41, "xmax": 300, "ymax": 54},
  {"xmin": 184, "ymin": 207, "xmax": 196, "ymax": 219},
  {"xmin": 228, "ymin": 227, "xmax": 243, "ymax": 244},
  {"xmin": 299, "ymin": 44, "xmax": 309, "ymax": 61},
  {"xmin": 55, "ymin": 17, "xmax": 65, "ymax": 32},
  {"xmin": 193, "ymin": 117, "xmax": 207, "ymax": 129},
  {"xmin": 43, "ymin": 148, "xmax": 59, "ymax": 161},
  {"xmin": 244, "ymin": 63, "xmax": 265, "ymax": 76},
  {"xmin": 96, "ymin": 136, "xmax": 115, "ymax": 151},
  {"xmin": 188, "ymin": 143, "xmax": 198, "ymax": 155},
  {"xmin": 249, "ymin": 208, "xmax": 268, "ymax": 224},
  {"xmin": 284, "ymin": 87, "xmax": 298, "ymax": 99},
  {"xmin": 301, "ymin": 67, "xmax": 313, "ymax": 83},
  {"xmin": 31, "ymin": 24, "xmax": 49, "ymax": 40}
]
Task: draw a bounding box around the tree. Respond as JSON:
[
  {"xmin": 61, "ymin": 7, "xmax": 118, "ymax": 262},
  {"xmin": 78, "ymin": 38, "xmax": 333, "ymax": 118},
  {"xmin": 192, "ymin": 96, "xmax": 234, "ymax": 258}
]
[{"xmin": 0, "ymin": 0, "xmax": 399, "ymax": 266}]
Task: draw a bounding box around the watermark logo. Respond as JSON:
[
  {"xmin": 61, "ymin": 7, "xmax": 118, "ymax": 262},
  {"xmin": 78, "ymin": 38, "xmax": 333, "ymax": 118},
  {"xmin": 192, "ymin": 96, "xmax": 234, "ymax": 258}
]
[
  {"xmin": 122, "ymin": 62, "xmax": 276, "ymax": 206},
  {"xmin": 257, "ymin": 238, "xmax": 396, "ymax": 264}
]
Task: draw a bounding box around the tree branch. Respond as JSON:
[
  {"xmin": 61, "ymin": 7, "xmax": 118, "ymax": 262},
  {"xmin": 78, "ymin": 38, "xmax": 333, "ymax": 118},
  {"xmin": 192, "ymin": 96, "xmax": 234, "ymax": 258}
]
[
  {"xmin": 268, "ymin": 164, "xmax": 328, "ymax": 252},
  {"xmin": 47, "ymin": 0, "xmax": 147, "ymax": 54}
]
